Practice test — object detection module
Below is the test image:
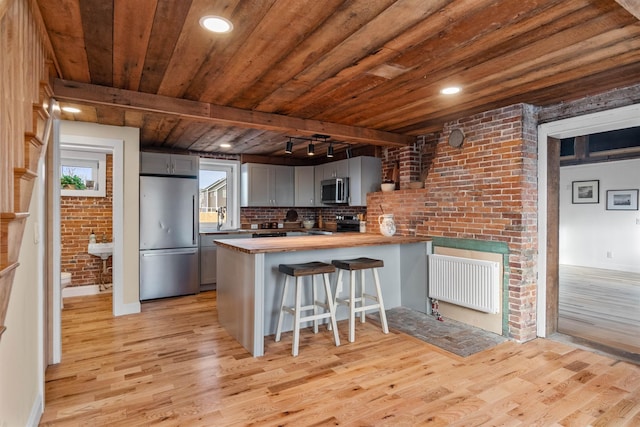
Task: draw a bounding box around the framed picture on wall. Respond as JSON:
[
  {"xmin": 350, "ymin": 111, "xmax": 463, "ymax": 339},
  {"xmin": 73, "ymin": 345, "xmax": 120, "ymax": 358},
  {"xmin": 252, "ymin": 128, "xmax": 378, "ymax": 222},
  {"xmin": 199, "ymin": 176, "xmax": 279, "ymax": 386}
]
[
  {"xmin": 606, "ymin": 189, "xmax": 639, "ymax": 210},
  {"xmin": 572, "ymin": 180, "xmax": 599, "ymax": 204}
]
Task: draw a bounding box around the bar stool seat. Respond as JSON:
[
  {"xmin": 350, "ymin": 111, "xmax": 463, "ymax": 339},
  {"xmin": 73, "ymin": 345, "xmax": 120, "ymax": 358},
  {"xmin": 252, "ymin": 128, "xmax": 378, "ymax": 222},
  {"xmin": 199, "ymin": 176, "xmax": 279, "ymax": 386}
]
[
  {"xmin": 331, "ymin": 257, "xmax": 389, "ymax": 342},
  {"xmin": 275, "ymin": 261, "xmax": 340, "ymax": 356}
]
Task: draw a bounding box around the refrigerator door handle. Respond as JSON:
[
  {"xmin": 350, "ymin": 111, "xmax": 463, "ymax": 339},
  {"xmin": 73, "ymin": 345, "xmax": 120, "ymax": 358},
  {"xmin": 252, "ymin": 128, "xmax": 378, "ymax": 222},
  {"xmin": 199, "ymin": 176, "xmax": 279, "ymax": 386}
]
[
  {"xmin": 142, "ymin": 248, "xmax": 198, "ymax": 257},
  {"xmin": 192, "ymin": 195, "xmax": 196, "ymax": 244}
]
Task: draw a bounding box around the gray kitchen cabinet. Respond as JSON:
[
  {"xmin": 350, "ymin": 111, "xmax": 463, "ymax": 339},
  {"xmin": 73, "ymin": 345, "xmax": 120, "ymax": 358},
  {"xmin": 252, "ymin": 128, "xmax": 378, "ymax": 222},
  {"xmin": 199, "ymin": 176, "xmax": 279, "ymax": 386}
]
[
  {"xmin": 140, "ymin": 152, "xmax": 199, "ymax": 176},
  {"xmin": 294, "ymin": 166, "xmax": 315, "ymax": 207},
  {"xmin": 348, "ymin": 156, "xmax": 382, "ymax": 206},
  {"xmin": 322, "ymin": 158, "xmax": 349, "ymax": 178},
  {"xmin": 313, "ymin": 157, "xmax": 380, "ymax": 206},
  {"xmin": 200, "ymin": 233, "xmax": 253, "ymax": 290},
  {"xmin": 241, "ymin": 163, "xmax": 294, "ymax": 207},
  {"xmin": 314, "ymin": 159, "xmax": 350, "ymax": 206}
]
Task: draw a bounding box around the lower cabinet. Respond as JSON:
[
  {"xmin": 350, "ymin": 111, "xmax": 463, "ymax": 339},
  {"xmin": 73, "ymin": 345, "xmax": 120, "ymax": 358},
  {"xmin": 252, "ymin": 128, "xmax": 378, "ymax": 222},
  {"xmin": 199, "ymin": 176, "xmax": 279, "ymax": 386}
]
[
  {"xmin": 200, "ymin": 237, "xmax": 217, "ymax": 290},
  {"xmin": 200, "ymin": 233, "xmax": 252, "ymax": 290}
]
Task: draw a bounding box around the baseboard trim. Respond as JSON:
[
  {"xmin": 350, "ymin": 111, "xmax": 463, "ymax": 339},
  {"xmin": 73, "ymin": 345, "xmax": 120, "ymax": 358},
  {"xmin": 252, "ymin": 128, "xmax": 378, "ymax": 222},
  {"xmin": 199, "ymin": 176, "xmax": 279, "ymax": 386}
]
[
  {"xmin": 62, "ymin": 284, "xmax": 112, "ymax": 298},
  {"xmin": 27, "ymin": 393, "xmax": 43, "ymax": 427},
  {"xmin": 115, "ymin": 301, "xmax": 141, "ymax": 316}
]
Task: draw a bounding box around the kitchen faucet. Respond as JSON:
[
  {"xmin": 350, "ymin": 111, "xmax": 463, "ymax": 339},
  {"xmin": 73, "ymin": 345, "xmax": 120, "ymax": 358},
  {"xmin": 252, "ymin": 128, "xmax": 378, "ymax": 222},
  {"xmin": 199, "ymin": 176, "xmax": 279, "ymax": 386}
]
[{"xmin": 217, "ymin": 206, "xmax": 226, "ymax": 230}]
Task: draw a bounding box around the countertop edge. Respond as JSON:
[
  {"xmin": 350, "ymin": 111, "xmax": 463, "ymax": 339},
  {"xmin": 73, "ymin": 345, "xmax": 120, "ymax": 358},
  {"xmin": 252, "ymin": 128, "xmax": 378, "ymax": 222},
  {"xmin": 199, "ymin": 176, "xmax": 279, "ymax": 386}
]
[{"xmin": 214, "ymin": 233, "xmax": 432, "ymax": 254}]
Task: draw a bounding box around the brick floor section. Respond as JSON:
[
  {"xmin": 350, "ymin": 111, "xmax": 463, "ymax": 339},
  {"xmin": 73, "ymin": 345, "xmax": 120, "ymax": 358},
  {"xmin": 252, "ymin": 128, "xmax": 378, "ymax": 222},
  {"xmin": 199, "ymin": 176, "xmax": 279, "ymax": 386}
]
[{"xmin": 369, "ymin": 307, "xmax": 507, "ymax": 357}]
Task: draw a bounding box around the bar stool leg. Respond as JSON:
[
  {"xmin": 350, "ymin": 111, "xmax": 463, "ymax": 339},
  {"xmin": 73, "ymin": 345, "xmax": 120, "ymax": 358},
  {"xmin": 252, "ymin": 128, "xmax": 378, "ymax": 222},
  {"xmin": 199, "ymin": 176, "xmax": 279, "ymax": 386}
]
[
  {"xmin": 312, "ymin": 274, "xmax": 319, "ymax": 334},
  {"xmin": 292, "ymin": 277, "xmax": 303, "ymax": 356},
  {"xmin": 328, "ymin": 269, "xmax": 343, "ymax": 332},
  {"xmin": 359, "ymin": 269, "xmax": 366, "ymax": 323},
  {"xmin": 323, "ymin": 272, "xmax": 340, "ymax": 347},
  {"xmin": 372, "ymin": 268, "xmax": 389, "ymax": 334},
  {"xmin": 275, "ymin": 275, "xmax": 290, "ymax": 342},
  {"xmin": 349, "ymin": 269, "xmax": 356, "ymax": 343}
]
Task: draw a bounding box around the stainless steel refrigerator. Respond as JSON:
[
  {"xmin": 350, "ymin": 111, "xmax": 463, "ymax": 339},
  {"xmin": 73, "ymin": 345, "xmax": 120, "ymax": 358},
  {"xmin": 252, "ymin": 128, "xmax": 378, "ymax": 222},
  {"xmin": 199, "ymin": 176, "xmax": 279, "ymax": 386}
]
[{"xmin": 139, "ymin": 176, "xmax": 199, "ymax": 300}]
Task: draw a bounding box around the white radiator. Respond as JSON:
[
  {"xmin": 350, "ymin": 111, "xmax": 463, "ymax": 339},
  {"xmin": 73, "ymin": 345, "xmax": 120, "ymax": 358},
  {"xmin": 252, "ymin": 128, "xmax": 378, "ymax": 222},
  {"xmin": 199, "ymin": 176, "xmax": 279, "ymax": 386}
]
[{"xmin": 428, "ymin": 254, "xmax": 500, "ymax": 314}]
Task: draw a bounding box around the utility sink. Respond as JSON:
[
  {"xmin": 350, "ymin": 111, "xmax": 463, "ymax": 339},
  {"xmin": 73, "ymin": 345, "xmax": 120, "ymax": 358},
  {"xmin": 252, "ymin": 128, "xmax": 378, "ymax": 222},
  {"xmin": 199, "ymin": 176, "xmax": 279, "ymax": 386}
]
[{"xmin": 88, "ymin": 242, "xmax": 113, "ymax": 260}]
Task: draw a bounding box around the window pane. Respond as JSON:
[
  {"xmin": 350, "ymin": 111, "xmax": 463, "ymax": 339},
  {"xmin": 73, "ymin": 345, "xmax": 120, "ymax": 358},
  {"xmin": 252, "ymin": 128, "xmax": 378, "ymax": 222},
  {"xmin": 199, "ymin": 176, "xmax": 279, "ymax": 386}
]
[
  {"xmin": 199, "ymin": 169, "xmax": 228, "ymax": 225},
  {"xmin": 560, "ymin": 138, "xmax": 575, "ymax": 157},
  {"xmin": 61, "ymin": 165, "xmax": 94, "ymax": 182},
  {"xmin": 199, "ymin": 158, "xmax": 239, "ymax": 230},
  {"xmin": 589, "ymin": 126, "xmax": 640, "ymax": 153}
]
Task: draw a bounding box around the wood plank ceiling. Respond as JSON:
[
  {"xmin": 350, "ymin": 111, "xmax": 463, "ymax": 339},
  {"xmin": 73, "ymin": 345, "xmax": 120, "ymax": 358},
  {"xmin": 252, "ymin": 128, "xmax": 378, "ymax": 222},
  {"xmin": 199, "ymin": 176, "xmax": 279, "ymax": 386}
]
[{"xmin": 36, "ymin": 0, "xmax": 640, "ymax": 159}]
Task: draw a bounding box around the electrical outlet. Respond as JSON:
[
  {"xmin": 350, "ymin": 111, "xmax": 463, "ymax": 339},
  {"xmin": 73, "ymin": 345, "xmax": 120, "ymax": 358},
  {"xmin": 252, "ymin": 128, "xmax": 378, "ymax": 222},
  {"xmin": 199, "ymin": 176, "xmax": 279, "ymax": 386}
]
[
  {"xmin": 606, "ymin": 251, "xmax": 613, "ymax": 259},
  {"xmin": 636, "ymin": 218, "xmax": 640, "ymax": 225}
]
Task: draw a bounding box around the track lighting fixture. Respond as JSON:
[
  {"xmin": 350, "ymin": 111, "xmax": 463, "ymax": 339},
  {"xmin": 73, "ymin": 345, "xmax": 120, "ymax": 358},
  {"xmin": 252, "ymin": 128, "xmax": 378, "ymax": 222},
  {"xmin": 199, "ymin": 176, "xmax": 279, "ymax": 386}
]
[
  {"xmin": 307, "ymin": 143, "xmax": 315, "ymax": 156},
  {"xmin": 346, "ymin": 147, "xmax": 353, "ymax": 158},
  {"xmin": 327, "ymin": 143, "xmax": 334, "ymax": 158},
  {"xmin": 285, "ymin": 138, "xmax": 293, "ymax": 154}
]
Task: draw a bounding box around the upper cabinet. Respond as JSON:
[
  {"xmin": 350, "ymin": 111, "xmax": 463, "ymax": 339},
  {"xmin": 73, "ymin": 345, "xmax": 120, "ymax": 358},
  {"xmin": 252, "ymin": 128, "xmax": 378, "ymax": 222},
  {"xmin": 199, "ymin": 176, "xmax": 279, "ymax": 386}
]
[
  {"xmin": 314, "ymin": 157, "xmax": 381, "ymax": 206},
  {"xmin": 140, "ymin": 152, "xmax": 199, "ymax": 177},
  {"xmin": 294, "ymin": 166, "xmax": 315, "ymax": 207},
  {"xmin": 319, "ymin": 159, "xmax": 349, "ymax": 179},
  {"xmin": 241, "ymin": 163, "xmax": 294, "ymax": 207},
  {"xmin": 240, "ymin": 157, "xmax": 380, "ymax": 208},
  {"xmin": 314, "ymin": 159, "xmax": 350, "ymax": 206},
  {"xmin": 348, "ymin": 156, "xmax": 382, "ymax": 206}
]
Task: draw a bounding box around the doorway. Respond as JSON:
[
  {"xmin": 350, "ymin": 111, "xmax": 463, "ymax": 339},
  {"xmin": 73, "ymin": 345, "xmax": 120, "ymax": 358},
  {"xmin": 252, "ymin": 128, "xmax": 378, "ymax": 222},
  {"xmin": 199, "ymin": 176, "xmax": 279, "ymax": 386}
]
[
  {"xmin": 51, "ymin": 122, "xmax": 126, "ymax": 364},
  {"xmin": 537, "ymin": 104, "xmax": 640, "ymax": 349}
]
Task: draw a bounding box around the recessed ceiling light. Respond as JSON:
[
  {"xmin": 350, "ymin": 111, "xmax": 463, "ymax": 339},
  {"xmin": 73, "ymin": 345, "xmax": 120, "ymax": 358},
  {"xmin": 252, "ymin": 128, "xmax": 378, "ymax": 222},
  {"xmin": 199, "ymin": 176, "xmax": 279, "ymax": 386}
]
[
  {"xmin": 61, "ymin": 106, "xmax": 81, "ymax": 113},
  {"xmin": 200, "ymin": 16, "xmax": 233, "ymax": 33},
  {"xmin": 441, "ymin": 86, "xmax": 461, "ymax": 95},
  {"xmin": 220, "ymin": 143, "xmax": 231, "ymax": 148}
]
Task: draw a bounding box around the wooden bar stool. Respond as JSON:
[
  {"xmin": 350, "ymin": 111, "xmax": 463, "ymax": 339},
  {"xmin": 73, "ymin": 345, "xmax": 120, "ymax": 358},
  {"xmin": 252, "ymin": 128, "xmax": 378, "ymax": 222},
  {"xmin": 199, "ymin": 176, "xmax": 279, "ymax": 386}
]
[
  {"xmin": 331, "ymin": 257, "xmax": 389, "ymax": 342},
  {"xmin": 275, "ymin": 261, "xmax": 340, "ymax": 356}
]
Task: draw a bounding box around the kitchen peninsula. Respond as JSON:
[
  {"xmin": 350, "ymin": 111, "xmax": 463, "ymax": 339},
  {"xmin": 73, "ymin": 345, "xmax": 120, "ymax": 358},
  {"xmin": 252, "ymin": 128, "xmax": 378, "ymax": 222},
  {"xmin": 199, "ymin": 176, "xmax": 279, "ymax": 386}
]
[{"xmin": 215, "ymin": 233, "xmax": 432, "ymax": 356}]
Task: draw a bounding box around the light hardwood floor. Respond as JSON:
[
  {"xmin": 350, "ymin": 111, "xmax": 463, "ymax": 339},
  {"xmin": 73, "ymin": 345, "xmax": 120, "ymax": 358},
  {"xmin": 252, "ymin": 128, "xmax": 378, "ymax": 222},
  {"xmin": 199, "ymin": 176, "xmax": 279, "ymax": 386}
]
[
  {"xmin": 41, "ymin": 292, "xmax": 640, "ymax": 426},
  {"xmin": 559, "ymin": 265, "xmax": 640, "ymax": 355}
]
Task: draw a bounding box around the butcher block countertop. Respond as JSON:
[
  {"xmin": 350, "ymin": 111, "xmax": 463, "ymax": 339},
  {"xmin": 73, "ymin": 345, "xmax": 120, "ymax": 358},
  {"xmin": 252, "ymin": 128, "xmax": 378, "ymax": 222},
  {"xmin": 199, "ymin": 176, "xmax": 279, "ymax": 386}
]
[{"xmin": 215, "ymin": 233, "xmax": 431, "ymax": 254}]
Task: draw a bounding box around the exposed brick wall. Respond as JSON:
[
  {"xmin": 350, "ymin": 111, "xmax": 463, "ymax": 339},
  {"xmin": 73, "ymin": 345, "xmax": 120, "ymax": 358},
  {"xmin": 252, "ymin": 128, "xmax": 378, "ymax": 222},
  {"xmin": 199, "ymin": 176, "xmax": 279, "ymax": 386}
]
[
  {"xmin": 368, "ymin": 104, "xmax": 539, "ymax": 342},
  {"xmin": 241, "ymin": 206, "xmax": 366, "ymax": 227},
  {"xmin": 60, "ymin": 155, "xmax": 113, "ymax": 286}
]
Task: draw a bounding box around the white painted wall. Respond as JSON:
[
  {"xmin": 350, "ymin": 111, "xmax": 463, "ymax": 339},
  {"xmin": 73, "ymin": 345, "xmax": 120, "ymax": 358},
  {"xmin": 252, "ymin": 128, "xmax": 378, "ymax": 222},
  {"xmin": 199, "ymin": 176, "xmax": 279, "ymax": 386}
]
[
  {"xmin": 560, "ymin": 158, "xmax": 640, "ymax": 273},
  {"xmin": 0, "ymin": 181, "xmax": 44, "ymax": 427}
]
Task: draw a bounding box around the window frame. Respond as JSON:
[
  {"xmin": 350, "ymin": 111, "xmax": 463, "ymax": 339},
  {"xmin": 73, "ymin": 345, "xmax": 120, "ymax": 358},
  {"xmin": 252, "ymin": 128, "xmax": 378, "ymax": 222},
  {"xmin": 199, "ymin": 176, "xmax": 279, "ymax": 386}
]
[
  {"xmin": 199, "ymin": 158, "xmax": 241, "ymax": 231},
  {"xmin": 60, "ymin": 149, "xmax": 107, "ymax": 197}
]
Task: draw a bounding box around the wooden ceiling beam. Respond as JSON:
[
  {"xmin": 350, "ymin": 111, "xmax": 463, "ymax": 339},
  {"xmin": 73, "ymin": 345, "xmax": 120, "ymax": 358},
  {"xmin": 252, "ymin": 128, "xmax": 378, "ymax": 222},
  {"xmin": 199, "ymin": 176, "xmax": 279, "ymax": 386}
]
[{"xmin": 52, "ymin": 79, "xmax": 414, "ymax": 147}]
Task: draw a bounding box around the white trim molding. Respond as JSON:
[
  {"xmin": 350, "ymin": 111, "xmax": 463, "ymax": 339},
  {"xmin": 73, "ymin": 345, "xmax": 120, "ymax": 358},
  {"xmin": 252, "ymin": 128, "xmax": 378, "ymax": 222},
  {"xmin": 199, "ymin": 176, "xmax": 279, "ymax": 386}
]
[{"xmin": 536, "ymin": 103, "xmax": 640, "ymax": 337}]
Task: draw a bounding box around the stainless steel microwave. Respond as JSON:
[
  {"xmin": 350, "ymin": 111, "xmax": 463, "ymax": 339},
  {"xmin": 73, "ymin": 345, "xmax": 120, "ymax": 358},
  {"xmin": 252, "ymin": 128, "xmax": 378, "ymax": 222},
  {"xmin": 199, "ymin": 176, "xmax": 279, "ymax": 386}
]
[{"xmin": 321, "ymin": 177, "xmax": 349, "ymax": 204}]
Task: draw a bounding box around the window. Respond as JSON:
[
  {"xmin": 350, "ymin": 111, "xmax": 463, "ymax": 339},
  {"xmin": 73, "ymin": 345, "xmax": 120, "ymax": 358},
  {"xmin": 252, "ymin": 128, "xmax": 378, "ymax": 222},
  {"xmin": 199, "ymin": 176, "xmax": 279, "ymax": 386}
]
[
  {"xmin": 199, "ymin": 158, "xmax": 240, "ymax": 230},
  {"xmin": 60, "ymin": 149, "xmax": 106, "ymax": 197}
]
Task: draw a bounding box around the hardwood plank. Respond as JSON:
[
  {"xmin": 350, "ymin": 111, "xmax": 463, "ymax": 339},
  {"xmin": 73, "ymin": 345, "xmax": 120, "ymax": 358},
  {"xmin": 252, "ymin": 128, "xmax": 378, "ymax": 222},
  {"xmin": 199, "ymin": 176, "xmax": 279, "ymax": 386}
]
[
  {"xmin": 112, "ymin": 0, "xmax": 157, "ymax": 91},
  {"xmin": 41, "ymin": 291, "xmax": 640, "ymax": 425},
  {"xmin": 138, "ymin": 0, "xmax": 193, "ymax": 94},
  {"xmin": 35, "ymin": 0, "xmax": 90, "ymax": 82},
  {"xmin": 559, "ymin": 265, "xmax": 640, "ymax": 355},
  {"xmin": 201, "ymin": 0, "xmax": 344, "ymax": 106},
  {"xmin": 156, "ymin": 0, "xmax": 243, "ymax": 99},
  {"xmin": 240, "ymin": 0, "xmax": 398, "ymax": 111},
  {"xmin": 78, "ymin": 0, "xmax": 113, "ymax": 86}
]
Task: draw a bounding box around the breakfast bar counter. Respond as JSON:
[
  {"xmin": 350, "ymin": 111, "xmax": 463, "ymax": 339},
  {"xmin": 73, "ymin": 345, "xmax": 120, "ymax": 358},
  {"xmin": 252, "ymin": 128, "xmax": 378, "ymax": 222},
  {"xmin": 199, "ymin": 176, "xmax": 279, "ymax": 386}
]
[
  {"xmin": 215, "ymin": 233, "xmax": 430, "ymax": 254},
  {"xmin": 215, "ymin": 233, "xmax": 432, "ymax": 357}
]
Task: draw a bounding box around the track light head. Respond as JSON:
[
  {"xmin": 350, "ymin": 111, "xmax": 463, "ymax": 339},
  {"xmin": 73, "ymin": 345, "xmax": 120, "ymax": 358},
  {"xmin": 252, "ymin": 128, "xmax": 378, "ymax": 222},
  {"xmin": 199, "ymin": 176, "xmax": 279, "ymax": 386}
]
[
  {"xmin": 327, "ymin": 143, "xmax": 334, "ymax": 158},
  {"xmin": 345, "ymin": 147, "xmax": 353, "ymax": 158},
  {"xmin": 307, "ymin": 143, "xmax": 315, "ymax": 156},
  {"xmin": 285, "ymin": 138, "xmax": 293, "ymax": 154}
]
